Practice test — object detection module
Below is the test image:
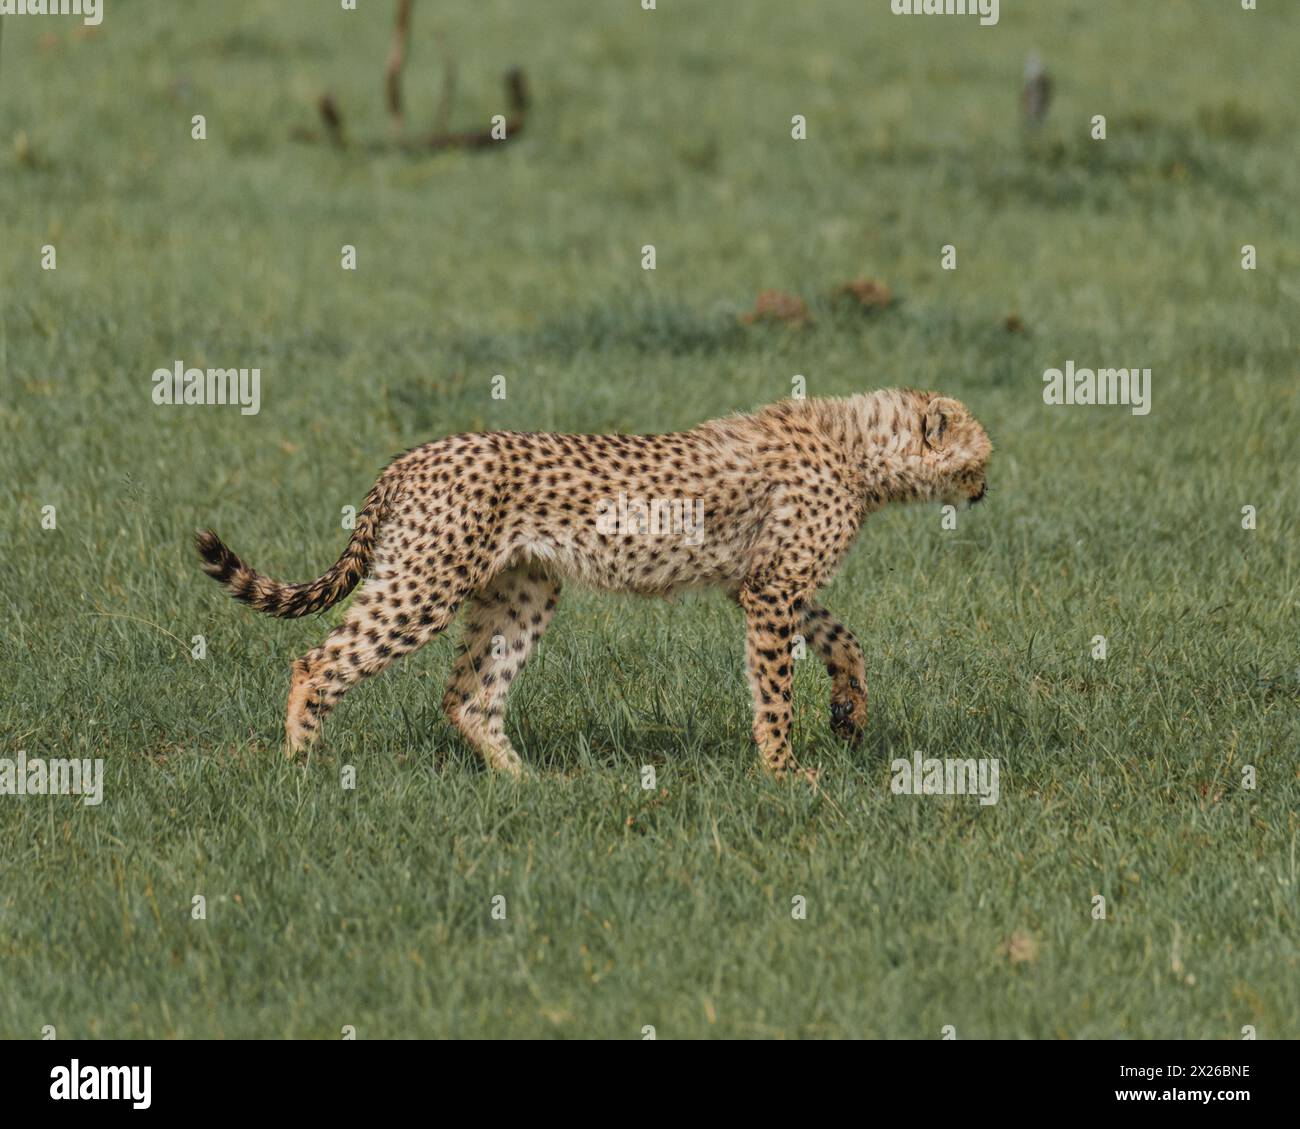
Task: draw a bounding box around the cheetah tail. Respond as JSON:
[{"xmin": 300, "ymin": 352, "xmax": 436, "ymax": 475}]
[{"xmin": 194, "ymin": 475, "xmax": 398, "ymax": 619}]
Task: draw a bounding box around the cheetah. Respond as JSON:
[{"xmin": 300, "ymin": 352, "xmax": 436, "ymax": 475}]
[{"xmin": 196, "ymin": 388, "xmax": 992, "ymax": 778}]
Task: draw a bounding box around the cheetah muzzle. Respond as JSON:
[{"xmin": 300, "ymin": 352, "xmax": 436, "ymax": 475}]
[{"xmin": 196, "ymin": 388, "xmax": 993, "ymax": 778}]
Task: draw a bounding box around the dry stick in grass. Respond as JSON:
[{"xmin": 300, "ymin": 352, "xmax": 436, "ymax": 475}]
[
  {"xmin": 317, "ymin": 93, "xmax": 345, "ymax": 147},
  {"xmin": 310, "ymin": 0, "xmax": 527, "ymax": 154},
  {"xmin": 424, "ymin": 67, "xmax": 528, "ymax": 151},
  {"xmin": 385, "ymin": 0, "xmax": 414, "ymax": 140}
]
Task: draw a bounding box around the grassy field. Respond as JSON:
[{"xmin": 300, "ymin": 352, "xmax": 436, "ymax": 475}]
[{"xmin": 1, "ymin": 0, "xmax": 1297, "ymax": 1039}]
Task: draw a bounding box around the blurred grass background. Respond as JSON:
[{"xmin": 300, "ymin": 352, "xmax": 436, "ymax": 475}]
[{"xmin": 0, "ymin": 0, "xmax": 1296, "ymax": 1038}]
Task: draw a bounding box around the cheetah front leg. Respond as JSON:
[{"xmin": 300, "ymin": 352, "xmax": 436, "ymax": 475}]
[
  {"xmin": 442, "ymin": 566, "xmax": 561, "ymax": 778},
  {"xmin": 739, "ymin": 583, "xmax": 801, "ymax": 777},
  {"xmin": 800, "ymin": 602, "xmax": 868, "ymax": 744}
]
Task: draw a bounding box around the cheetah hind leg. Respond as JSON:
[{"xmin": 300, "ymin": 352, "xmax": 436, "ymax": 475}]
[
  {"xmin": 442, "ymin": 566, "xmax": 561, "ymax": 778},
  {"xmin": 285, "ymin": 580, "xmax": 466, "ymax": 758}
]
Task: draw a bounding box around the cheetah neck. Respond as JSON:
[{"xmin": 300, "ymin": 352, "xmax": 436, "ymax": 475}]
[{"xmin": 831, "ymin": 389, "xmax": 936, "ymax": 508}]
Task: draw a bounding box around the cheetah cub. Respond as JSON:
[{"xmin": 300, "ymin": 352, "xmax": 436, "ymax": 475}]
[{"xmin": 197, "ymin": 388, "xmax": 991, "ymax": 778}]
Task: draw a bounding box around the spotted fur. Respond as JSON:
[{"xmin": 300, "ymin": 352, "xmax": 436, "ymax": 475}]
[{"xmin": 197, "ymin": 388, "xmax": 992, "ymax": 777}]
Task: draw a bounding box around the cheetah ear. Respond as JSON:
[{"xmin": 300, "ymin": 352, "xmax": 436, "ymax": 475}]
[{"xmin": 923, "ymin": 397, "xmax": 962, "ymax": 449}]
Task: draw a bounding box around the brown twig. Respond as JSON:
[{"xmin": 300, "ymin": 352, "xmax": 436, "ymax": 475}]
[
  {"xmin": 317, "ymin": 93, "xmax": 345, "ymax": 147},
  {"xmin": 385, "ymin": 0, "xmax": 413, "ymax": 139},
  {"xmin": 424, "ymin": 67, "xmax": 529, "ymax": 151},
  {"xmin": 304, "ymin": 1, "xmax": 529, "ymax": 156}
]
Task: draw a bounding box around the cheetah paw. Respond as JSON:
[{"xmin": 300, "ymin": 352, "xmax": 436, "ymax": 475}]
[{"xmin": 830, "ymin": 699, "xmax": 866, "ymax": 744}]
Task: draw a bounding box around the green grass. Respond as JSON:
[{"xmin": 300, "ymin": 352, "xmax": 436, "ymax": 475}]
[{"xmin": 1, "ymin": 0, "xmax": 1297, "ymax": 1039}]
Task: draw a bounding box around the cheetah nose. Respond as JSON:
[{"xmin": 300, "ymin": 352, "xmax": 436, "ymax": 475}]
[{"xmin": 970, "ymin": 485, "xmax": 987, "ymax": 505}]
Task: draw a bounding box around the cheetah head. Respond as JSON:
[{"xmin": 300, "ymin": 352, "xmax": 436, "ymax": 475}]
[{"xmin": 920, "ymin": 395, "xmax": 992, "ymax": 507}]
